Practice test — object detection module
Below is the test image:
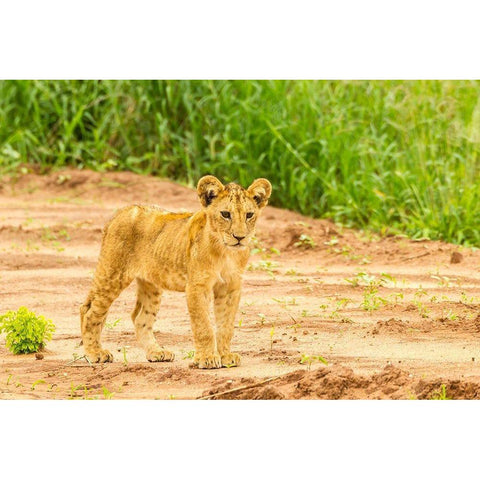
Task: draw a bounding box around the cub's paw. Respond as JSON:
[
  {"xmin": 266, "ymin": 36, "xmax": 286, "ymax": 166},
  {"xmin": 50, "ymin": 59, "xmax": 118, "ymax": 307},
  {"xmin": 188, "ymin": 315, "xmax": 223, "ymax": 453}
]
[
  {"xmin": 147, "ymin": 349, "xmax": 175, "ymax": 362},
  {"xmin": 221, "ymin": 352, "xmax": 241, "ymax": 367},
  {"xmin": 86, "ymin": 349, "xmax": 113, "ymax": 363},
  {"xmin": 193, "ymin": 352, "xmax": 222, "ymax": 369}
]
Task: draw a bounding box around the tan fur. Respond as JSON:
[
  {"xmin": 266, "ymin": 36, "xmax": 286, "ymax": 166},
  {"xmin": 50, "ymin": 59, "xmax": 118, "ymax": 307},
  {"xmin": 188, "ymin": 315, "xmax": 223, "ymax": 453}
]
[{"xmin": 80, "ymin": 175, "xmax": 272, "ymax": 368}]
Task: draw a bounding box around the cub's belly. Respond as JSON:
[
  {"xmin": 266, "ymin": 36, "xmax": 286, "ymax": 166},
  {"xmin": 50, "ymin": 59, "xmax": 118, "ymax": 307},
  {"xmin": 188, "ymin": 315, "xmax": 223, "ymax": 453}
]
[{"xmin": 156, "ymin": 270, "xmax": 187, "ymax": 292}]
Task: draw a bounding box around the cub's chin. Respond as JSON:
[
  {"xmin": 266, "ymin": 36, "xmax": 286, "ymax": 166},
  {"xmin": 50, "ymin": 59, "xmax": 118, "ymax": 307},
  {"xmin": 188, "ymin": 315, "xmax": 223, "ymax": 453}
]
[{"xmin": 226, "ymin": 243, "xmax": 248, "ymax": 251}]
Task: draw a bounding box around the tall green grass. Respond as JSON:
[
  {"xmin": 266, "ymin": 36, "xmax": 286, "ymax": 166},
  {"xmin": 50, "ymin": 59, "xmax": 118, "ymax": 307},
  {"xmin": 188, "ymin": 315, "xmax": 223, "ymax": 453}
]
[{"xmin": 1, "ymin": 80, "xmax": 480, "ymax": 245}]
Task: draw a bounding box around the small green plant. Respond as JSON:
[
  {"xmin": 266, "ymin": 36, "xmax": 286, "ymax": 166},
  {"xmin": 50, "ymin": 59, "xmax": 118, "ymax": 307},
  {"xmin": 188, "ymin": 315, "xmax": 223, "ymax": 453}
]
[
  {"xmin": 25, "ymin": 240, "xmax": 40, "ymax": 252},
  {"xmin": 442, "ymin": 309, "xmax": 458, "ymax": 321},
  {"xmin": 347, "ymin": 274, "xmax": 388, "ymax": 312},
  {"xmin": 331, "ymin": 245, "xmax": 352, "ymax": 256},
  {"xmin": 270, "ymin": 323, "xmax": 275, "ymax": 352},
  {"xmin": 58, "ymin": 229, "xmax": 71, "ymax": 241},
  {"xmin": 182, "ymin": 350, "xmax": 195, "ymax": 360},
  {"xmin": 40, "ymin": 227, "xmax": 66, "ymax": 252},
  {"xmin": 335, "ymin": 298, "xmax": 352, "ymax": 310},
  {"xmin": 0, "ymin": 307, "xmax": 55, "ymax": 354},
  {"xmin": 23, "ymin": 216, "xmax": 34, "ymax": 227},
  {"xmin": 250, "ymin": 237, "xmax": 281, "ymax": 258},
  {"xmin": 41, "ymin": 227, "xmax": 57, "ymax": 242},
  {"xmin": 380, "ymin": 273, "xmax": 398, "ymax": 287},
  {"xmin": 358, "ymin": 255, "xmax": 372, "ymax": 265},
  {"xmin": 294, "ymin": 234, "xmax": 316, "ymax": 249},
  {"xmin": 361, "ymin": 290, "xmax": 387, "ymax": 312},
  {"xmin": 69, "ymin": 383, "xmax": 87, "ymax": 399},
  {"xmin": 31, "ymin": 379, "xmax": 46, "ymax": 391},
  {"xmin": 413, "ymin": 300, "xmax": 429, "ymax": 318},
  {"xmin": 300, "ymin": 354, "xmax": 328, "ymax": 371},
  {"xmin": 389, "ymin": 292, "xmax": 404, "ymax": 305},
  {"xmin": 105, "ymin": 318, "xmax": 122, "ymax": 329},
  {"xmin": 102, "ymin": 386, "xmax": 114, "ymax": 399},
  {"xmin": 272, "ymin": 296, "xmax": 297, "ymax": 307},
  {"xmin": 287, "ymin": 315, "xmax": 302, "ymax": 333},
  {"xmin": 460, "ymin": 292, "xmax": 475, "ymax": 304},
  {"xmin": 414, "ymin": 287, "xmax": 428, "ymax": 299},
  {"xmin": 431, "ymin": 384, "xmax": 450, "ymax": 400},
  {"xmin": 247, "ymin": 260, "xmax": 280, "ymax": 277},
  {"xmin": 345, "ymin": 271, "xmax": 379, "ymax": 288},
  {"xmin": 323, "ymin": 237, "xmax": 339, "ymax": 247}
]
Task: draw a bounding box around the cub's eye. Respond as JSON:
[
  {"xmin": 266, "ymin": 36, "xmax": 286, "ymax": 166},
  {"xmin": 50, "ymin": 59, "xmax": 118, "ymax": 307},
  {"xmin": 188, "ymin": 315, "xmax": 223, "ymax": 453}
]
[
  {"xmin": 220, "ymin": 211, "xmax": 231, "ymax": 219},
  {"xmin": 246, "ymin": 212, "xmax": 254, "ymax": 219}
]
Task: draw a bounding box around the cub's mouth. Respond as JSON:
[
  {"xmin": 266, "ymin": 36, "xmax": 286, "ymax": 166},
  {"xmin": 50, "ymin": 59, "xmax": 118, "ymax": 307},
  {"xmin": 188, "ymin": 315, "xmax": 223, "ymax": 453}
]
[{"xmin": 226, "ymin": 242, "xmax": 247, "ymax": 249}]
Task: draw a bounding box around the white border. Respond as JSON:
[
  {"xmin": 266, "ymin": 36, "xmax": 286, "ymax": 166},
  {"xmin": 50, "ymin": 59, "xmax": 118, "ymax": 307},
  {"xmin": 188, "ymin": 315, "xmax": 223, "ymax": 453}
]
[
  {"xmin": 1, "ymin": 401, "xmax": 479, "ymax": 478},
  {"xmin": 1, "ymin": 0, "xmax": 479, "ymax": 79}
]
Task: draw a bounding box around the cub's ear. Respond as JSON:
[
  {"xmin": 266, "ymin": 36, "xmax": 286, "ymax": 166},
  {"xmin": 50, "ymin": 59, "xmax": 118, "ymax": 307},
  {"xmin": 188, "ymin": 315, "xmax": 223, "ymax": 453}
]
[
  {"xmin": 197, "ymin": 175, "xmax": 225, "ymax": 207},
  {"xmin": 247, "ymin": 178, "xmax": 272, "ymax": 208}
]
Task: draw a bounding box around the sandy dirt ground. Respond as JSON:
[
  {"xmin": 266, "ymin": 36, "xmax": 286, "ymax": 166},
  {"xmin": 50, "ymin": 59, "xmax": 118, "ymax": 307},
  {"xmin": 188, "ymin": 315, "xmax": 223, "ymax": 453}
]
[{"xmin": 2, "ymin": 169, "xmax": 480, "ymax": 399}]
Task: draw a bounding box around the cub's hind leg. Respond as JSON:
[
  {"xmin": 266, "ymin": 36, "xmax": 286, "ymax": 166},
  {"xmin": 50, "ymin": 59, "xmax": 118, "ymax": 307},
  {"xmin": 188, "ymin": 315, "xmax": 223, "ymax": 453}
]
[
  {"xmin": 132, "ymin": 278, "xmax": 175, "ymax": 362},
  {"xmin": 80, "ymin": 272, "xmax": 132, "ymax": 363},
  {"xmin": 80, "ymin": 290, "xmax": 120, "ymax": 363}
]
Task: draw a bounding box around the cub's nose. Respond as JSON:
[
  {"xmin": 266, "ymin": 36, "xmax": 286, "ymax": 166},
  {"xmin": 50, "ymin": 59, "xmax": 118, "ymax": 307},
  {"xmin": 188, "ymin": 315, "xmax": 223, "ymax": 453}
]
[{"xmin": 233, "ymin": 234, "xmax": 245, "ymax": 242}]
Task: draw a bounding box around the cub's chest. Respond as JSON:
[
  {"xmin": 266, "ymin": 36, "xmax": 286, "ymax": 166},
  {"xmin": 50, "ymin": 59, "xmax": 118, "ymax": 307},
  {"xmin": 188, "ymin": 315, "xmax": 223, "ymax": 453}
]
[{"xmin": 217, "ymin": 252, "xmax": 248, "ymax": 284}]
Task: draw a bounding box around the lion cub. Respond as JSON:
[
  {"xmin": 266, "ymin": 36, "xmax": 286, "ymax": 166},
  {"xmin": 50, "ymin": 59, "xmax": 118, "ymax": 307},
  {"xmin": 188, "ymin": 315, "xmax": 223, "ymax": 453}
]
[{"xmin": 80, "ymin": 175, "xmax": 272, "ymax": 369}]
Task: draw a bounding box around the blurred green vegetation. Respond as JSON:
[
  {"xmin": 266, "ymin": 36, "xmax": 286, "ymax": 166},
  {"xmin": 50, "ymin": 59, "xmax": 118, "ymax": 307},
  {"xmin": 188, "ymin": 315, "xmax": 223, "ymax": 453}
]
[{"xmin": 1, "ymin": 80, "xmax": 480, "ymax": 245}]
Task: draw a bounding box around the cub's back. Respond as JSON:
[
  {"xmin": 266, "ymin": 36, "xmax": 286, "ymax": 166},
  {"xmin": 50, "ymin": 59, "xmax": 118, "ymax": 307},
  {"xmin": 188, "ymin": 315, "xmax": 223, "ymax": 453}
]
[{"xmin": 100, "ymin": 205, "xmax": 193, "ymax": 260}]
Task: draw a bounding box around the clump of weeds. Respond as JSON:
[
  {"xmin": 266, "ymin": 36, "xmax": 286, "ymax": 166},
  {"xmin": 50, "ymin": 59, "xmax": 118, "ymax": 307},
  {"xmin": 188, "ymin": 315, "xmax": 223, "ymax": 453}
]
[
  {"xmin": 247, "ymin": 260, "xmax": 280, "ymax": 277},
  {"xmin": 299, "ymin": 354, "xmax": 328, "ymax": 371},
  {"xmin": 295, "ymin": 234, "xmax": 316, "ymax": 249},
  {"xmin": 431, "ymin": 384, "xmax": 450, "ymax": 400}
]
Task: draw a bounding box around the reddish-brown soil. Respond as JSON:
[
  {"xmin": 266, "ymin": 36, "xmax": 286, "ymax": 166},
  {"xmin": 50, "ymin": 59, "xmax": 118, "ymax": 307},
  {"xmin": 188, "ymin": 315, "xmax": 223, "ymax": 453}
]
[{"xmin": 1, "ymin": 169, "xmax": 480, "ymax": 399}]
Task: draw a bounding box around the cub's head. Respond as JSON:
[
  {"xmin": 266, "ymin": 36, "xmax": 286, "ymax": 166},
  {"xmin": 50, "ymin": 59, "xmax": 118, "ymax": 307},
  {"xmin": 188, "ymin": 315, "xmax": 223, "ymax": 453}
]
[{"xmin": 197, "ymin": 175, "xmax": 272, "ymax": 250}]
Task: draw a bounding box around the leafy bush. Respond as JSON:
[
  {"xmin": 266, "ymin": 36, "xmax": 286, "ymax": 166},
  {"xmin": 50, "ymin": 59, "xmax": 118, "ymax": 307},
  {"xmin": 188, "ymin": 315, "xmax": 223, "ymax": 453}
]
[{"xmin": 0, "ymin": 307, "xmax": 55, "ymax": 354}]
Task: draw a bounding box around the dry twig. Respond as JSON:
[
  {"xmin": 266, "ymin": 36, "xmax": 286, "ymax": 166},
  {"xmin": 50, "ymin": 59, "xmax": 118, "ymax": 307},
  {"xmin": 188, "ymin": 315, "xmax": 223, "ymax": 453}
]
[{"xmin": 197, "ymin": 375, "xmax": 282, "ymax": 400}]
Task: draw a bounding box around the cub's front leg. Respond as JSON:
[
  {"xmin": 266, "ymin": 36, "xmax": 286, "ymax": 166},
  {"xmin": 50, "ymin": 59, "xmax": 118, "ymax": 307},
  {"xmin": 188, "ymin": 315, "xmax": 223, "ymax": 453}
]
[
  {"xmin": 214, "ymin": 278, "xmax": 242, "ymax": 367},
  {"xmin": 185, "ymin": 278, "xmax": 222, "ymax": 369}
]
